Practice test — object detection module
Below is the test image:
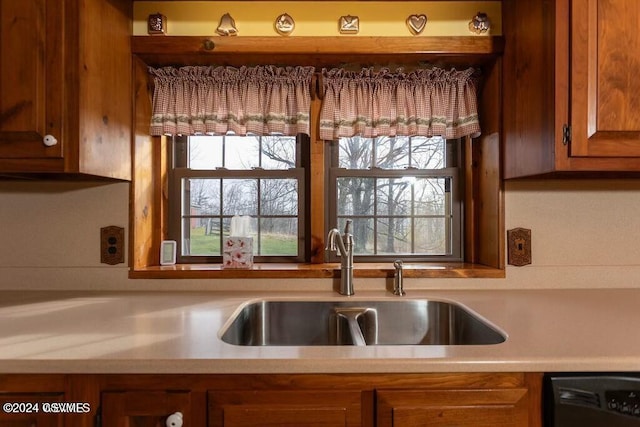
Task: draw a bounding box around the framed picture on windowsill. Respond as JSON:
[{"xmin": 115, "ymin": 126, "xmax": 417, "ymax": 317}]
[{"xmin": 160, "ymin": 240, "xmax": 177, "ymax": 265}]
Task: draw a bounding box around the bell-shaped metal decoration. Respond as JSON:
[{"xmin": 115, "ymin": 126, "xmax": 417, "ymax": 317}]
[{"xmin": 217, "ymin": 13, "xmax": 238, "ymax": 36}]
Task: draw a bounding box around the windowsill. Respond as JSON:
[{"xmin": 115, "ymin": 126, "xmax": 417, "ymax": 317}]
[{"xmin": 129, "ymin": 263, "xmax": 504, "ymax": 279}]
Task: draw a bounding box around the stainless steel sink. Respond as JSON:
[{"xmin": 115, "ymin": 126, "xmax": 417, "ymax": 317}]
[{"xmin": 220, "ymin": 299, "xmax": 506, "ymax": 346}]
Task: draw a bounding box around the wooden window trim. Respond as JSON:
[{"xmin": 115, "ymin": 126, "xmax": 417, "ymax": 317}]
[{"xmin": 129, "ymin": 36, "xmax": 505, "ymax": 279}]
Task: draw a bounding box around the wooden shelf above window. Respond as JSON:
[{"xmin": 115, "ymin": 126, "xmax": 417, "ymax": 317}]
[{"xmin": 131, "ymin": 36, "xmax": 504, "ymax": 67}]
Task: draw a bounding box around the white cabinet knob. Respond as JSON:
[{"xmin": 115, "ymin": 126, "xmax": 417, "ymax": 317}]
[
  {"xmin": 166, "ymin": 412, "xmax": 183, "ymax": 427},
  {"xmin": 43, "ymin": 135, "xmax": 58, "ymax": 147}
]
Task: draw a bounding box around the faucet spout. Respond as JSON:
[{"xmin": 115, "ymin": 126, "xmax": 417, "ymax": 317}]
[
  {"xmin": 326, "ymin": 220, "xmax": 355, "ymax": 296},
  {"xmin": 393, "ymin": 260, "xmax": 406, "ymax": 296}
]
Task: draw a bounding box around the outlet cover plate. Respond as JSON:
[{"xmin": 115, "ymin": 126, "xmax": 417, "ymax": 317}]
[{"xmin": 101, "ymin": 226, "xmax": 125, "ymax": 265}]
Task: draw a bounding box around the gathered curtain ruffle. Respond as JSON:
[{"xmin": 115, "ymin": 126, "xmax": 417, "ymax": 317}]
[
  {"xmin": 319, "ymin": 67, "xmax": 481, "ymax": 140},
  {"xmin": 149, "ymin": 65, "xmax": 315, "ymax": 137}
]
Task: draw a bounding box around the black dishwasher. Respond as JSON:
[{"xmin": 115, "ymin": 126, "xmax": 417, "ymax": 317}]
[{"xmin": 545, "ymin": 374, "xmax": 640, "ymax": 426}]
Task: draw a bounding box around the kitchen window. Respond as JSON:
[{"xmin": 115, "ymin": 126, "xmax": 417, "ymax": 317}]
[
  {"xmin": 169, "ymin": 134, "xmax": 309, "ymax": 263},
  {"xmin": 328, "ymin": 135, "xmax": 462, "ymax": 262},
  {"xmin": 169, "ymin": 133, "xmax": 461, "ymax": 264}
]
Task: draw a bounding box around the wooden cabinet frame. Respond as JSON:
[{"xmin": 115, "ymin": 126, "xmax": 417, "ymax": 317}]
[
  {"xmin": 569, "ymin": 0, "xmax": 640, "ymax": 158},
  {"xmin": 0, "ymin": 0, "xmax": 132, "ymax": 179},
  {"xmin": 503, "ymin": 0, "xmax": 640, "ymax": 177}
]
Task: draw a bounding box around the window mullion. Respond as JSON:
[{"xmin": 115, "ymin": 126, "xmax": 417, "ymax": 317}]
[
  {"xmin": 411, "ymin": 179, "xmax": 415, "ymax": 254},
  {"xmin": 222, "ymin": 135, "xmax": 227, "ymax": 168},
  {"xmin": 177, "ymin": 169, "xmax": 303, "ymax": 179},
  {"xmin": 218, "ymin": 179, "xmax": 223, "ymax": 257},
  {"xmin": 257, "ymin": 178, "xmax": 262, "ymax": 256},
  {"xmin": 373, "ymin": 177, "xmax": 378, "ymax": 255},
  {"xmin": 330, "ymin": 168, "xmax": 457, "ymax": 179}
]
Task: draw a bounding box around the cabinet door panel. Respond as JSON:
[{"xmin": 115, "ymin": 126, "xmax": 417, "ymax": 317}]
[
  {"xmin": 377, "ymin": 388, "xmax": 529, "ymax": 427},
  {"xmin": 223, "ymin": 407, "xmax": 348, "ymax": 427},
  {"xmin": 571, "ymin": 0, "xmax": 640, "ymax": 157},
  {"xmin": 208, "ymin": 390, "xmax": 362, "ymax": 427},
  {"xmin": 0, "ymin": 0, "xmax": 64, "ymax": 159},
  {"xmin": 0, "ymin": 394, "xmax": 64, "ymax": 427},
  {"xmin": 101, "ymin": 390, "xmax": 192, "ymax": 427}
]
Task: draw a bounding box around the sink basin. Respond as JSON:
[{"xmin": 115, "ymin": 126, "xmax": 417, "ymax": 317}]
[{"xmin": 220, "ymin": 299, "xmax": 506, "ymax": 346}]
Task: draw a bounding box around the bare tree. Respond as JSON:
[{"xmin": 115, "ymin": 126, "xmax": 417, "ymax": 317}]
[{"xmin": 261, "ymin": 136, "xmax": 296, "ymax": 169}]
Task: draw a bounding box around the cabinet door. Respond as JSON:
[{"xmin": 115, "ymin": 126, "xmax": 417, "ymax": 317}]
[
  {"xmin": 0, "ymin": 0, "xmax": 64, "ymax": 159},
  {"xmin": 377, "ymin": 388, "xmax": 529, "ymax": 427},
  {"xmin": 101, "ymin": 390, "xmax": 194, "ymax": 426},
  {"xmin": 208, "ymin": 390, "xmax": 363, "ymax": 426},
  {"xmin": 570, "ymin": 0, "xmax": 640, "ymax": 157},
  {"xmin": 0, "ymin": 393, "xmax": 64, "ymax": 427}
]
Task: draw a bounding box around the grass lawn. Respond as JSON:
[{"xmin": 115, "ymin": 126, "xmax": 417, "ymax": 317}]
[{"xmin": 188, "ymin": 227, "xmax": 297, "ymax": 256}]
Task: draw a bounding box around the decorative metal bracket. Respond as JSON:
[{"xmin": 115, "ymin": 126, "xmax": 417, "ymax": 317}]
[{"xmin": 562, "ymin": 124, "xmax": 571, "ymax": 145}]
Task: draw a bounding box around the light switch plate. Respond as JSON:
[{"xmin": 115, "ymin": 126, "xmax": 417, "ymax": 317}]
[{"xmin": 507, "ymin": 228, "xmax": 531, "ymax": 266}]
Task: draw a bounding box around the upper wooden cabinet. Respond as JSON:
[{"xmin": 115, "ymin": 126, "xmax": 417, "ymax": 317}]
[
  {"xmin": 503, "ymin": 0, "xmax": 640, "ymax": 177},
  {"xmin": 0, "ymin": 0, "xmax": 132, "ymax": 179}
]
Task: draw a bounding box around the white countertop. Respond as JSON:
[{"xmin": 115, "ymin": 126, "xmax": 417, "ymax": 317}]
[{"xmin": 0, "ymin": 289, "xmax": 639, "ymax": 374}]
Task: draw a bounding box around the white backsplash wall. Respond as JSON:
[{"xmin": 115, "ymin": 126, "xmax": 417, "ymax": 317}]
[
  {"xmin": 506, "ymin": 179, "xmax": 640, "ymax": 267},
  {"xmin": 0, "ymin": 179, "xmax": 639, "ymax": 290},
  {"xmin": 0, "ymin": 182, "xmax": 128, "ymax": 268}
]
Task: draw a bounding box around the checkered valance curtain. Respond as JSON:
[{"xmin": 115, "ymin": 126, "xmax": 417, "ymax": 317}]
[
  {"xmin": 319, "ymin": 67, "xmax": 481, "ymax": 141},
  {"xmin": 149, "ymin": 65, "xmax": 315, "ymax": 136}
]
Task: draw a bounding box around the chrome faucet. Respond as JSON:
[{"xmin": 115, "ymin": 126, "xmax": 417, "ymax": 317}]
[
  {"xmin": 393, "ymin": 260, "xmax": 406, "ymax": 296},
  {"xmin": 326, "ymin": 220, "xmax": 355, "ymax": 296}
]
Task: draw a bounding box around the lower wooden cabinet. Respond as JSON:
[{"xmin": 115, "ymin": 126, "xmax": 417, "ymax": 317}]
[
  {"xmin": 101, "ymin": 390, "xmax": 194, "ymax": 426},
  {"xmin": 0, "ymin": 375, "xmax": 67, "ymax": 427},
  {"xmin": 377, "ymin": 388, "xmax": 529, "ymax": 427},
  {"xmin": 0, "ymin": 373, "xmax": 543, "ymax": 427},
  {"xmin": 209, "ymin": 390, "xmax": 363, "ymax": 426},
  {"xmin": 0, "ymin": 393, "xmax": 65, "ymax": 427}
]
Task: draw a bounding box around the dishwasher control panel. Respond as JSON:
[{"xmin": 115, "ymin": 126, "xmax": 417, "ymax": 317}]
[
  {"xmin": 606, "ymin": 391, "xmax": 640, "ymax": 417},
  {"xmin": 546, "ymin": 374, "xmax": 640, "ymax": 426}
]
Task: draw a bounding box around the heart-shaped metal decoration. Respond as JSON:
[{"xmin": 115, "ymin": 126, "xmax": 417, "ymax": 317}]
[{"xmin": 407, "ymin": 14, "xmax": 427, "ymax": 35}]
